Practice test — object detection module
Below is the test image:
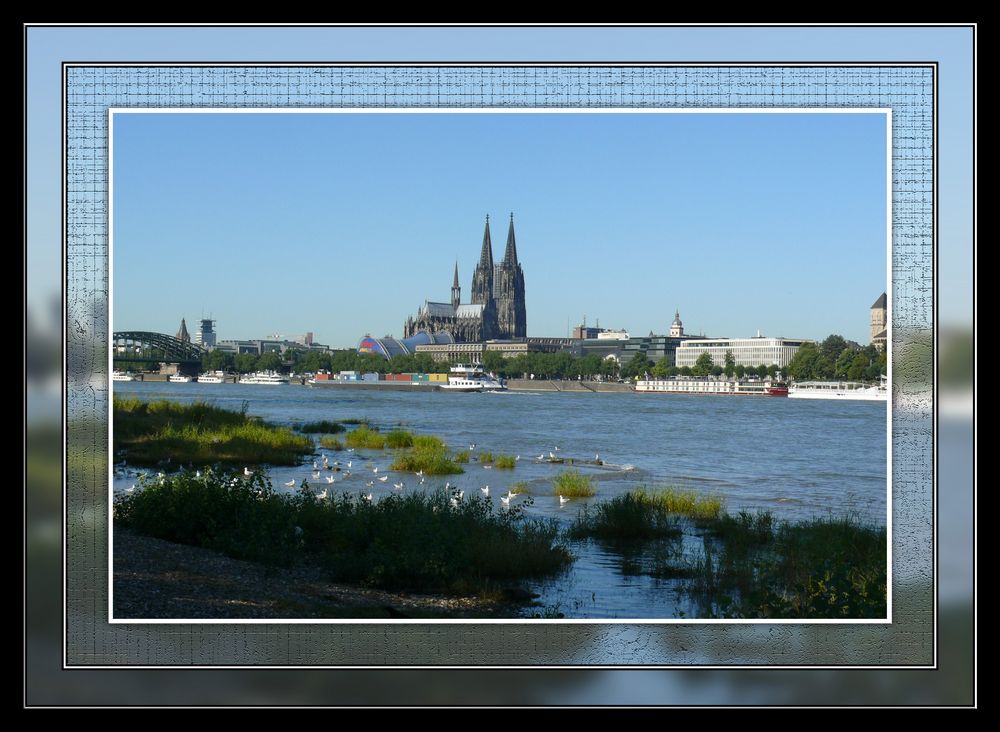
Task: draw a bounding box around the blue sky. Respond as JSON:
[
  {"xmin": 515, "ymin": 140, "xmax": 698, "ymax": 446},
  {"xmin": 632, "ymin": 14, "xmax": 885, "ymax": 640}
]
[{"xmin": 112, "ymin": 111, "xmax": 886, "ymax": 347}]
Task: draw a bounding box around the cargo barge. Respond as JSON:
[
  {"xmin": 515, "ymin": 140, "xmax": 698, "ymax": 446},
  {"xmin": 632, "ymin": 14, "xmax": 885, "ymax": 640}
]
[{"xmin": 307, "ymin": 370, "xmax": 447, "ymax": 391}]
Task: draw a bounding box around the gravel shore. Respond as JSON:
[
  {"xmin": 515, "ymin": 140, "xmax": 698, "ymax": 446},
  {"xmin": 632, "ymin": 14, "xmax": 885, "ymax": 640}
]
[{"xmin": 113, "ymin": 528, "xmax": 525, "ymax": 619}]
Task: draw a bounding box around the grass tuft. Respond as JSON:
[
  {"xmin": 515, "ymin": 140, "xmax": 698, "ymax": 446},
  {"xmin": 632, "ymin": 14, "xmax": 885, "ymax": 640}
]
[
  {"xmin": 568, "ymin": 492, "xmax": 682, "ymax": 542},
  {"xmin": 389, "ymin": 446, "xmax": 464, "ymax": 475},
  {"xmin": 345, "ymin": 426, "xmax": 386, "ymax": 450},
  {"xmin": 552, "ymin": 470, "xmax": 596, "ymax": 497},
  {"xmin": 298, "ymin": 420, "xmax": 345, "ymax": 434},
  {"xmin": 319, "ymin": 437, "xmax": 344, "ymax": 450},
  {"xmin": 385, "ymin": 429, "xmax": 414, "ymax": 448},
  {"xmin": 632, "ymin": 486, "xmax": 724, "ymax": 521},
  {"xmin": 493, "ymin": 454, "xmax": 517, "ymax": 470}
]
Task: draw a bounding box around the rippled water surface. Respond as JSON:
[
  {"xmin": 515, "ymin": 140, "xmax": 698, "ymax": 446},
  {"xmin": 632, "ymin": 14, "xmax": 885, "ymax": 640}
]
[{"xmin": 113, "ymin": 381, "xmax": 887, "ymax": 618}]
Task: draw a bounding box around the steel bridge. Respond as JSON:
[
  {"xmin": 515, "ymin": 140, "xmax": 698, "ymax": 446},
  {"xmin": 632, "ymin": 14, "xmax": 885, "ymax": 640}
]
[{"xmin": 112, "ymin": 331, "xmax": 206, "ymax": 372}]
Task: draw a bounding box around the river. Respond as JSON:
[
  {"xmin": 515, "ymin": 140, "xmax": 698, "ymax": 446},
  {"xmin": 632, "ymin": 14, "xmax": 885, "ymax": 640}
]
[{"xmin": 112, "ymin": 381, "xmax": 888, "ymax": 619}]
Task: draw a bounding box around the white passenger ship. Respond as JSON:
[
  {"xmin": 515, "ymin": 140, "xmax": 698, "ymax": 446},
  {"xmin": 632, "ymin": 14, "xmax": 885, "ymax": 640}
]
[
  {"xmin": 440, "ymin": 364, "xmax": 507, "ymax": 392},
  {"xmin": 788, "ymin": 377, "xmax": 887, "ymax": 401},
  {"xmin": 239, "ymin": 371, "xmax": 289, "ymax": 385},
  {"xmin": 196, "ymin": 371, "xmax": 225, "ymax": 384},
  {"xmin": 167, "ymin": 374, "xmax": 193, "ymax": 383},
  {"xmin": 112, "ymin": 370, "xmax": 136, "ymax": 382}
]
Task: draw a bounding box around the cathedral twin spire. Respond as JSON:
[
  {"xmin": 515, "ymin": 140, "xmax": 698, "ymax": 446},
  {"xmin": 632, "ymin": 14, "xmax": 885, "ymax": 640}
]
[
  {"xmin": 503, "ymin": 212, "xmax": 519, "ymax": 266},
  {"xmin": 472, "ymin": 213, "xmax": 526, "ymax": 339}
]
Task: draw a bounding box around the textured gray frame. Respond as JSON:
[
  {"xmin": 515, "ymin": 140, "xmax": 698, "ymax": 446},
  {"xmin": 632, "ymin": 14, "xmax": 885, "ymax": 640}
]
[{"xmin": 67, "ymin": 64, "xmax": 933, "ymax": 666}]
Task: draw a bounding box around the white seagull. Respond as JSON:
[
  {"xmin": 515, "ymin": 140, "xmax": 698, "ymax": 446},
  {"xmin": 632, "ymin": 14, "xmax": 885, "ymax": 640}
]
[
  {"xmin": 378, "ymin": 475, "xmax": 389, "ymax": 482},
  {"xmin": 343, "ymin": 471, "xmax": 351, "ymax": 479},
  {"xmin": 515, "ymin": 455, "xmax": 520, "ymax": 462},
  {"xmin": 366, "ymin": 480, "xmax": 374, "ymax": 488},
  {"xmin": 347, "ymin": 461, "xmax": 352, "ymax": 469},
  {"xmin": 284, "ymin": 480, "xmax": 296, "ymax": 487},
  {"xmin": 316, "ymin": 489, "xmax": 328, "ymax": 500},
  {"xmin": 325, "ymin": 476, "xmax": 335, "ymax": 484},
  {"xmin": 559, "ymin": 495, "xmax": 570, "ymax": 505},
  {"xmin": 195, "ymin": 470, "xmax": 201, "ymax": 478},
  {"xmin": 244, "ymin": 467, "xmax": 253, "ymax": 476},
  {"xmin": 347, "ymin": 448, "xmax": 355, "ymax": 453},
  {"xmin": 372, "ymin": 466, "xmax": 379, "ymax": 474},
  {"xmin": 595, "ymin": 453, "xmax": 600, "ymax": 462},
  {"xmin": 416, "ymin": 470, "xmax": 424, "ymax": 476},
  {"xmin": 537, "ymin": 454, "xmax": 545, "ymax": 461},
  {"xmin": 500, "ymin": 494, "xmax": 512, "ymax": 506},
  {"xmin": 126, "ymin": 485, "xmax": 135, "ymax": 494},
  {"xmin": 480, "ymin": 486, "xmax": 489, "ymax": 496},
  {"xmin": 313, "ymin": 461, "xmax": 319, "ymax": 470},
  {"xmin": 393, "ymin": 482, "xmax": 404, "ymax": 490},
  {"xmin": 419, "ymin": 477, "xmax": 426, "ymax": 485},
  {"xmin": 312, "ymin": 471, "xmax": 321, "ymax": 479},
  {"xmin": 549, "ymin": 451, "xmax": 556, "ymax": 459},
  {"xmin": 483, "ymin": 464, "xmax": 493, "ymax": 470},
  {"xmin": 362, "ymin": 492, "xmax": 372, "ymax": 502}
]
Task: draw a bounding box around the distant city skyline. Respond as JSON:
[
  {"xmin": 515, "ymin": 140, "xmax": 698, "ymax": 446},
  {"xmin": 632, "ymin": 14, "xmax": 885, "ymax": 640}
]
[{"xmin": 112, "ymin": 111, "xmax": 888, "ymax": 347}]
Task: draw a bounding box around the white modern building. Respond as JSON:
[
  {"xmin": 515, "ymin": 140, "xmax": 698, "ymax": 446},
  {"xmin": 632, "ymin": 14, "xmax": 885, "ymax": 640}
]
[{"xmin": 675, "ymin": 334, "xmax": 810, "ymax": 369}]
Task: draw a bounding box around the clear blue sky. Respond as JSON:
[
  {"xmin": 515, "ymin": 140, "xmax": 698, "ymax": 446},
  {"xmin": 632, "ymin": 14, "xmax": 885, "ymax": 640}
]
[{"xmin": 112, "ymin": 111, "xmax": 886, "ymax": 347}]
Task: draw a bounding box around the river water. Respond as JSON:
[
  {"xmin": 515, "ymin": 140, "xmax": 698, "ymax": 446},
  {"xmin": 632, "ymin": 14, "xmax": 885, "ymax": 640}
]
[{"xmin": 113, "ymin": 381, "xmax": 887, "ymax": 619}]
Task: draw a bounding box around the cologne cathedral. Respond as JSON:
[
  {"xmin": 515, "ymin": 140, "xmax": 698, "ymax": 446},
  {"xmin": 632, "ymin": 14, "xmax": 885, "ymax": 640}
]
[{"xmin": 403, "ymin": 214, "xmax": 527, "ymax": 342}]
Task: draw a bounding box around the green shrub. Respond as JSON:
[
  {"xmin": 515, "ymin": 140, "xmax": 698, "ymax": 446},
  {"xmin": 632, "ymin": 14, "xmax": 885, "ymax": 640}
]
[{"xmin": 115, "ymin": 471, "xmax": 570, "ymax": 594}]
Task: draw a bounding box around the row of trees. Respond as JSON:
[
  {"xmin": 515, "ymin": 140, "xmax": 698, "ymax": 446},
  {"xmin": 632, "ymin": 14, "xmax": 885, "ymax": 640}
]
[
  {"xmin": 785, "ymin": 335, "xmax": 886, "ymax": 382},
  {"xmin": 186, "ymin": 333, "xmax": 884, "ymax": 382}
]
